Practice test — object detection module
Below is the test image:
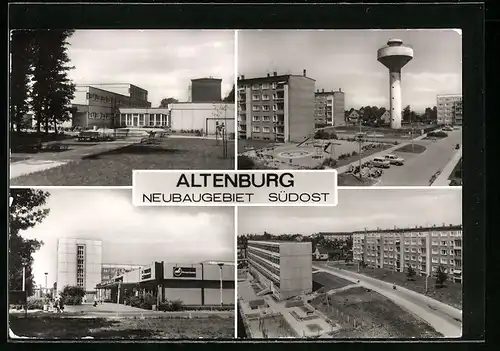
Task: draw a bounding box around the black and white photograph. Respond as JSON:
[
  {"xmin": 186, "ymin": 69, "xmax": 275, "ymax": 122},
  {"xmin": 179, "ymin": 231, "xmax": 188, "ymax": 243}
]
[
  {"xmin": 236, "ymin": 30, "xmax": 462, "ymax": 187},
  {"xmin": 237, "ymin": 188, "xmax": 462, "ymax": 339},
  {"xmin": 10, "ymin": 29, "xmax": 236, "ymax": 186},
  {"xmin": 8, "ymin": 188, "xmax": 235, "ymax": 340}
]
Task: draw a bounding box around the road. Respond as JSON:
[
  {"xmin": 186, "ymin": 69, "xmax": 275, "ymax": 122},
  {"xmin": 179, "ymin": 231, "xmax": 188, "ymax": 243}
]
[
  {"xmin": 313, "ymin": 263, "xmax": 462, "ymax": 338},
  {"xmin": 377, "ymin": 129, "xmax": 462, "ymax": 186}
]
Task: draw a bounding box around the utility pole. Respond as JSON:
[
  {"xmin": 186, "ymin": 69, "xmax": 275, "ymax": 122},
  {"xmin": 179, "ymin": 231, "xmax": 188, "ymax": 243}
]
[
  {"xmin": 218, "ymin": 263, "xmax": 224, "ymax": 307},
  {"xmin": 44, "ymin": 272, "xmax": 48, "ymax": 291},
  {"xmin": 425, "ymin": 274, "xmax": 429, "ymax": 294},
  {"xmin": 22, "ymin": 266, "xmax": 26, "ymax": 292}
]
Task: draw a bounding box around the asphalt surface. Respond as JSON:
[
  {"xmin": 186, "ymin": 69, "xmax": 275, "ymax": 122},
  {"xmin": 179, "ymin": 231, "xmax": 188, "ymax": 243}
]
[
  {"xmin": 313, "ymin": 263, "xmax": 462, "ymax": 337},
  {"xmin": 377, "ymin": 129, "xmax": 462, "ymax": 186}
]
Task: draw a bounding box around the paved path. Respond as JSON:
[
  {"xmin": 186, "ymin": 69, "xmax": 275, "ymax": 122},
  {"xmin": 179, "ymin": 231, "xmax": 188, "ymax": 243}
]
[
  {"xmin": 313, "ymin": 263, "xmax": 462, "ymax": 337},
  {"xmin": 10, "ymin": 160, "xmax": 69, "ymax": 179},
  {"xmin": 376, "ymin": 129, "xmax": 462, "ymax": 186},
  {"xmin": 432, "ymin": 147, "xmax": 462, "ymax": 186}
]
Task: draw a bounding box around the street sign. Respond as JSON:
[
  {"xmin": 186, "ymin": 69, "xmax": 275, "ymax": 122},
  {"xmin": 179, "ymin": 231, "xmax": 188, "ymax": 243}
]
[{"xmin": 172, "ymin": 266, "xmax": 197, "ymax": 278}]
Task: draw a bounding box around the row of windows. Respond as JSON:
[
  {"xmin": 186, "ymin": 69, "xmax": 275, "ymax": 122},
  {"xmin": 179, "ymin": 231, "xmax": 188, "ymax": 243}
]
[
  {"xmin": 88, "ymin": 112, "xmax": 116, "ymax": 120},
  {"xmin": 356, "ymin": 230, "xmax": 462, "ymax": 238},
  {"xmin": 251, "ymin": 264, "xmax": 280, "ymax": 289},
  {"xmin": 252, "ymin": 126, "xmax": 282, "ymax": 134},
  {"xmin": 252, "ymin": 115, "xmax": 281, "ymax": 122},
  {"xmin": 247, "ymin": 246, "xmax": 280, "ymax": 265},
  {"xmin": 247, "ymin": 242, "xmax": 280, "ymax": 253},
  {"xmin": 250, "ymin": 93, "xmax": 284, "ymax": 101},
  {"xmin": 248, "ymin": 252, "xmax": 280, "ymax": 277},
  {"xmin": 251, "ymin": 104, "xmax": 283, "ymax": 112},
  {"xmin": 241, "ymin": 82, "xmax": 284, "ymax": 90}
]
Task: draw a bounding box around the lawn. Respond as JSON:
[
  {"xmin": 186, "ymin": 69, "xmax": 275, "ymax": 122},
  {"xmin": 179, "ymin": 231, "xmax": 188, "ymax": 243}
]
[
  {"xmin": 9, "ymin": 314, "xmax": 234, "ymax": 339},
  {"xmin": 394, "ymin": 144, "xmax": 427, "ymax": 154},
  {"xmin": 337, "ymin": 173, "xmax": 379, "ymax": 186},
  {"xmin": 312, "ymin": 271, "xmax": 353, "ymax": 293},
  {"xmin": 10, "ymin": 156, "xmax": 31, "ymax": 163},
  {"xmin": 10, "ymin": 138, "xmax": 235, "ymax": 186},
  {"xmin": 328, "ymin": 263, "xmax": 462, "ymax": 309},
  {"xmin": 310, "ymin": 287, "xmax": 442, "ymax": 338}
]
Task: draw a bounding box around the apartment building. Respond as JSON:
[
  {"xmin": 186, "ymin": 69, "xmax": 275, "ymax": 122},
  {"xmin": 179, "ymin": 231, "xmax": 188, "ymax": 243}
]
[
  {"xmin": 314, "ymin": 89, "xmax": 345, "ymax": 127},
  {"xmin": 246, "ymin": 240, "xmax": 312, "ymax": 300},
  {"xmin": 317, "ymin": 232, "xmax": 352, "ymax": 241},
  {"xmin": 437, "ymin": 94, "xmax": 463, "ymax": 126},
  {"xmin": 237, "ymin": 70, "xmax": 315, "ymax": 143},
  {"xmin": 352, "ymin": 224, "xmax": 462, "ymax": 283},
  {"xmin": 71, "ymin": 84, "xmax": 151, "ymax": 128}
]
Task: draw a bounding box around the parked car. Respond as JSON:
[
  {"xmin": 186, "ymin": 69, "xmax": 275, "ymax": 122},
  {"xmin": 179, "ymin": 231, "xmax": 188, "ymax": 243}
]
[
  {"xmin": 384, "ymin": 154, "xmax": 404, "ymax": 165},
  {"xmin": 371, "ymin": 157, "xmax": 391, "ymax": 168}
]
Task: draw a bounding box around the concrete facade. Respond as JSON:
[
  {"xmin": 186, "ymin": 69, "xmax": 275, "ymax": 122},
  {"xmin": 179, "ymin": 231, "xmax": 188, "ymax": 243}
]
[
  {"xmin": 56, "ymin": 238, "xmax": 102, "ymax": 298},
  {"xmin": 437, "ymin": 94, "xmax": 463, "ymax": 126},
  {"xmin": 351, "ymin": 224, "xmax": 462, "ymax": 283},
  {"xmin": 191, "ymin": 78, "xmax": 223, "ymax": 103},
  {"xmin": 237, "ymin": 71, "xmax": 315, "ymax": 143},
  {"xmin": 314, "ymin": 89, "xmax": 345, "ymax": 127},
  {"xmin": 71, "ymin": 84, "xmax": 151, "ymax": 128},
  {"xmin": 247, "ymin": 240, "xmax": 312, "ymax": 300}
]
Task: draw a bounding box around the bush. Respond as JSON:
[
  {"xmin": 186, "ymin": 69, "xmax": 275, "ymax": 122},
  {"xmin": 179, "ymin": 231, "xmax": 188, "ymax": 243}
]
[
  {"xmin": 63, "ymin": 295, "xmax": 82, "ymax": 305},
  {"xmin": 314, "ymin": 130, "xmax": 338, "ymax": 140},
  {"xmin": 238, "ymin": 155, "xmax": 256, "ymax": 170},
  {"xmin": 60, "ymin": 285, "xmax": 85, "ymax": 306},
  {"xmin": 321, "ymin": 157, "xmax": 338, "ymax": 168},
  {"xmin": 140, "ymin": 293, "xmax": 156, "ymax": 310},
  {"xmin": 428, "ymin": 131, "xmax": 448, "ymax": 138},
  {"xmin": 27, "ymin": 296, "xmax": 48, "ymax": 310},
  {"xmin": 159, "ymin": 299, "xmax": 185, "ymax": 312}
]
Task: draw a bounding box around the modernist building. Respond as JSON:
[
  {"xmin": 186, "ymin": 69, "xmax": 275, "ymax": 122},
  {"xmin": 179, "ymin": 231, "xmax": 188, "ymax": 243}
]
[
  {"xmin": 237, "ymin": 70, "xmax": 315, "ymax": 143},
  {"xmin": 101, "ymin": 263, "xmax": 145, "ymax": 283},
  {"xmin": 71, "ymin": 84, "xmax": 151, "ymax": 128},
  {"xmin": 246, "ymin": 240, "xmax": 312, "ymax": 300},
  {"xmin": 117, "ymin": 103, "xmax": 234, "ymax": 136},
  {"xmin": 352, "ymin": 224, "xmax": 462, "ymax": 283},
  {"xmin": 317, "ymin": 232, "xmax": 353, "ymax": 241},
  {"xmin": 56, "ymin": 238, "xmax": 103, "ymax": 299},
  {"xmin": 97, "ymin": 261, "xmax": 235, "ymax": 306},
  {"xmin": 437, "ymin": 94, "xmax": 463, "ymax": 126},
  {"xmin": 314, "ymin": 89, "xmax": 345, "ymax": 127},
  {"xmin": 191, "ymin": 78, "xmax": 223, "ymax": 103}
]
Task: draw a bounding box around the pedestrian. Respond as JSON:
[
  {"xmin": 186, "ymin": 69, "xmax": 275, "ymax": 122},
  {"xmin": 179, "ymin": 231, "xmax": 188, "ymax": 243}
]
[
  {"xmin": 53, "ymin": 295, "xmax": 60, "ymax": 313},
  {"xmin": 58, "ymin": 294, "xmax": 65, "ymax": 313}
]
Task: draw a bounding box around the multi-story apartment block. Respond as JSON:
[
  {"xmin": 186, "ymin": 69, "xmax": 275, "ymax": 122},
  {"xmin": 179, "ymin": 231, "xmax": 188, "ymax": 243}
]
[
  {"xmin": 247, "ymin": 240, "xmax": 312, "ymax": 300},
  {"xmin": 352, "ymin": 224, "xmax": 462, "ymax": 283},
  {"xmin": 237, "ymin": 70, "xmax": 315, "ymax": 143},
  {"xmin": 314, "ymin": 89, "xmax": 345, "ymax": 127},
  {"xmin": 317, "ymin": 232, "xmax": 352, "ymax": 241},
  {"xmin": 71, "ymin": 84, "xmax": 151, "ymax": 129},
  {"xmin": 437, "ymin": 94, "xmax": 463, "ymax": 126}
]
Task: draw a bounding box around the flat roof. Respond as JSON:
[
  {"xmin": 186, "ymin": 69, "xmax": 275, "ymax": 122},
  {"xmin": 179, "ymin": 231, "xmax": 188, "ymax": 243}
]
[
  {"xmin": 238, "ymin": 74, "xmax": 315, "ymax": 83},
  {"xmin": 191, "ymin": 77, "xmax": 222, "ymax": 81}
]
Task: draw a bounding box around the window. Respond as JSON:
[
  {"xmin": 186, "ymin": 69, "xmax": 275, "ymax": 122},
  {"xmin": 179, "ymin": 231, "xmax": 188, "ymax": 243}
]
[
  {"xmin": 252, "ymin": 84, "xmax": 260, "ymax": 90},
  {"xmin": 441, "ymin": 249, "xmax": 447, "ymax": 255},
  {"xmin": 252, "ymin": 116, "xmax": 260, "ymax": 122},
  {"xmin": 432, "ymin": 249, "xmax": 438, "ymax": 254},
  {"xmin": 432, "ymin": 257, "xmax": 439, "ymax": 263},
  {"xmin": 273, "ymin": 127, "xmax": 277, "ymax": 133},
  {"xmin": 252, "ymin": 94, "xmax": 260, "ymax": 101},
  {"xmin": 263, "ymin": 116, "xmax": 271, "ymax": 121},
  {"xmin": 262, "ymin": 94, "xmax": 270, "ymax": 101},
  {"xmin": 86, "ymin": 92, "xmax": 90, "ymax": 99},
  {"xmin": 404, "ymin": 248, "xmax": 410, "ymax": 252},
  {"xmin": 411, "ymin": 256, "xmax": 416, "ymax": 261},
  {"xmin": 252, "ymin": 126, "xmax": 260, "ymax": 133},
  {"xmin": 273, "ymin": 115, "xmax": 278, "ymax": 122},
  {"xmin": 411, "ymin": 248, "xmax": 416, "ymax": 253},
  {"xmin": 272, "ymin": 104, "xmax": 277, "ymax": 111},
  {"xmin": 441, "ymin": 241, "xmax": 447, "ymax": 246},
  {"xmin": 432, "ymin": 241, "xmax": 438, "ymax": 246},
  {"xmin": 262, "ymin": 105, "xmax": 270, "ymax": 112},
  {"xmin": 441, "ymin": 258, "xmax": 448, "ymax": 264},
  {"xmin": 432, "ymin": 232, "xmax": 439, "ymax": 237},
  {"xmin": 252, "ymin": 105, "xmax": 260, "ymax": 112},
  {"xmin": 262, "ymin": 127, "xmax": 270, "ymax": 133}
]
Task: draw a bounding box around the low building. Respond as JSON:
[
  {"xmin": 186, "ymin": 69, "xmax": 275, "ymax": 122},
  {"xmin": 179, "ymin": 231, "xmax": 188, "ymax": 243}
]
[
  {"xmin": 347, "ymin": 110, "xmax": 360, "ymax": 124},
  {"xmin": 101, "ymin": 263, "xmax": 145, "ymax": 283},
  {"xmin": 96, "ymin": 261, "xmax": 235, "ymax": 306},
  {"xmin": 246, "ymin": 240, "xmax": 312, "ymax": 300},
  {"xmin": 313, "ymin": 247, "xmax": 329, "ymax": 261}
]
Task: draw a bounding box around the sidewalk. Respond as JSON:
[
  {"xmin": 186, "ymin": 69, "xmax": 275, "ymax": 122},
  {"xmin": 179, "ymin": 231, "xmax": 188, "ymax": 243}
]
[
  {"xmin": 336, "ymin": 135, "xmax": 427, "ymax": 174},
  {"xmin": 432, "ymin": 148, "xmax": 462, "ymax": 186}
]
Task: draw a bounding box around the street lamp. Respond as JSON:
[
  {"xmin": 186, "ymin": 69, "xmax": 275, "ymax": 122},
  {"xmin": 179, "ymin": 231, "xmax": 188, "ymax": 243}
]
[
  {"xmin": 44, "ymin": 272, "xmax": 48, "ymax": 291},
  {"xmin": 217, "ymin": 263, "xmax": 224, "ymax": 307}
]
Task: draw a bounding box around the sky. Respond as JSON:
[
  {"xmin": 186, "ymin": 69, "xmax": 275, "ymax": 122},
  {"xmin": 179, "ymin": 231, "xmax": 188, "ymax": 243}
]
[
  {"xmin": 18, "ymin": 189, "xmax": 234, "ymax": 288},
  {"xmin": 67, "ymin": 30, "xmax": 235, "ymax": 107},
  {"xmin": 238, "ymin": 29, "xmax": 462, "ymax": 112},
  {"xmin": 239, "ymin": 189, "xmax": 462, "ymax": 236}
]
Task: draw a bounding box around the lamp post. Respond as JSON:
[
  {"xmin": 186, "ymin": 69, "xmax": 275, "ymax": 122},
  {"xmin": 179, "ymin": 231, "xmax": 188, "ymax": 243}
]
[
  {"xmin": 22, "ymin": 266, "xmax": 26, "ymax": 292},
  {"xmin": 217, "ymin": 263, "xmax": 224, "ymax": 307}
]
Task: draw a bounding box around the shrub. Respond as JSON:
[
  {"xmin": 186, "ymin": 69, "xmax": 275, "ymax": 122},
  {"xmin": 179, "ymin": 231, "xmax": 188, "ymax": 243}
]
[
  {"xmin": 140, "ymin": 293, "xmax": 156, "ymax": 310},
  {"xmin": 428, "ymin": 131, "xmax": 448, "ymax": 138},
  {"xmin": 159, "ymin": 299, "xmax": 185, "ymax": 312},
  {"xmin": 238, "ymin": 155, "xmax": 256, "ymax": 170},
  {"xmin": 27, "ymin": 296, "xmax": 47, "ymax": 310},
  {"xmin": 321, "ymin": 157, "xmax": 337, "ymax": 168},
  {"xmin": 60, "ymin": 285, "xmax": 85, "ymax": 305}
]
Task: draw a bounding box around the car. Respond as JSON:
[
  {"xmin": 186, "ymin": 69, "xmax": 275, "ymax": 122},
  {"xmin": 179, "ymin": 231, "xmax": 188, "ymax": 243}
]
[
  {"xmin": 371, "ymin": 157, "xmax": 391, "ymax": 168},
  {"xmin": 384, "ymin": 154, "xmax": 405, "ymax": 165}
]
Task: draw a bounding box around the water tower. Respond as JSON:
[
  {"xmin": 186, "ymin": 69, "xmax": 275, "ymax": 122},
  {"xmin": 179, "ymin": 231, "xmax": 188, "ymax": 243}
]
[{"xmin": 377, "ymin": 39, "xmax": 414, "ymax": 129}]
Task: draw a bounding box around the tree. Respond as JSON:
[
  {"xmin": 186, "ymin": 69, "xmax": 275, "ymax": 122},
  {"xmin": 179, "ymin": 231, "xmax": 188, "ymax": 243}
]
[
  {"xmin": 10, "ymin": 30, "xmax": 34, "ymax": 133},
  {"xmin": 9, "ymin": 189, "xmax": 50, "ymax": 296},
  {"xmin": 31, "ymin": 30, "xmax": 76, "ymax": 134},
  {"xmin": 61, "ymin": 285, "xmax": 85, "ymax": 305},
  {"xmin": 159, "ymin": 97, "xmax": 179, "ymax": 108},
  {"xmin": 435, "ymin": 265, "xmax": 448, "ymax": 287},
  {"xmin": 223, "ymin": 85, "xmax": 235, "ymax": 103},
  {"xmin": 402, "ymin": 105, "xmax": 412, "ymax": 123},
  {"xmin": 406, "ymin": 266, "xmax": 417, "ymax": 281}
]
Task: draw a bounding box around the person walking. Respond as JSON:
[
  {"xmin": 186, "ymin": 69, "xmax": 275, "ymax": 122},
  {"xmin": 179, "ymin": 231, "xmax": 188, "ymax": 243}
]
[{"xmin": 58, "ymin": 294, "xmax": 65, "ymax": 313}]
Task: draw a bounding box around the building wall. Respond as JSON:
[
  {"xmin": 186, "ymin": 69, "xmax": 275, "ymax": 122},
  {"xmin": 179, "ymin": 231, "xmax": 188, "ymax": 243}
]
[
  {"xmin": 279, "ymin": 242, "xmax": 313, "ymax": 299},
  {"xmin": 437, "ymin": 94, "xmax": 462, "ymax": 125},
  {"xmin": 56, "ymin": 238, "xmax": 102, "ymax": 294},
  {"xmin": 191, "ymin": 79, "xmax": 223, "ymax": 103},
  {"xmin": 164, "ymin": 288, "xmax": 202, "ymax": 305},
  {"xmin": 204, "ymin": 288, "xmax": 235, "ymax": 305},
  {"xmin": 288, "ymin": 76, "xmax": 315, "ymax": 143},
  {"xmin": 169, "ymin": 103, "xmax": 235, "ymax": 134},
  {"xmin": 333, "ymin": 91, "xmax": 345, "ymax": 127}
]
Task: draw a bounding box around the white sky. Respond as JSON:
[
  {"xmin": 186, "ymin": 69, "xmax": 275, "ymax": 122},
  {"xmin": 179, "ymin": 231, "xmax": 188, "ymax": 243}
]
[
  {"xmin": 19, "ymin": 189, "xmax": 234, "ymax": 288},
  {"xmin": 239, "ymin": 189, "xmax": 462, "ymax": 235},
  {"xmin": 67, "ymin": 30, "xmax": 235, "ymax": 107},
  {"xmin": 238, "ymin": 29, "xmax": 462, "ymax": 112}
]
